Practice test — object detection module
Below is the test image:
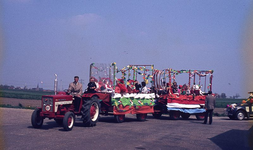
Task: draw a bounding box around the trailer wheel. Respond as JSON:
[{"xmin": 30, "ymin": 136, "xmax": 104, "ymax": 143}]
[
  {"xmin": 170, "ymin": 111, "xmax": 180, "ymax": 120},
  {"xmin": 136, "ymin": 114, "xmax": 147, "ymax": 121},
  {"xmin": 195, "ymin": 113, "xmax": 205, "ymax": 120},
  {"xmin": 152, "ymin": 112, "xmax": 162, "ymax": 119},
  {"xmin": 54, "ymin": 119, "xmax": 63, "ymax": 125},
  {"xmin": 31, "ymin": 108, "xmax": 43, "ymax": 128},
  {"xmin": 82, "ymin": 97, "xmax": 100, "ymax": 127},
  {"xmin": 63, "ymin": 112, "xmax": 75, "ymax": 131},
  {"xmin": 114, "ymin": 115, "xmax": 125, "ymax": 123},
  {"xmin": 181, "ymin": 113, "xmax": 190, "ymax": 119},
  {"xmin": 153, "ymin": 104, "xmax": 163, "ymax": 119},
  {"xmin": 236, "ymin": 110, "xmax": 245, "ymax": 120}
]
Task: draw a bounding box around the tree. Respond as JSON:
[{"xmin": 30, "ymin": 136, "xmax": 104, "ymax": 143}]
[{"xmin": 221, "ymin": 93, "xmax": 226, "ymax": 99}]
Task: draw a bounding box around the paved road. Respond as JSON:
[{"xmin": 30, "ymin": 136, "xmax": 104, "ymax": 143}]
[{"xmin": 0, "ymin": 108, "xmax": 252, "ymax": 150}]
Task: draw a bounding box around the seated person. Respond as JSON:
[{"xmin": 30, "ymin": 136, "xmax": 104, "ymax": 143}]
[
  {"xmin": 171, "ymin": 81, "xmax": 179, "ymax": 94},
  {"xmin": 86, "ymin": 77, "xmax": 97, "ymax": 93},
  {"xmin": 115, "ymin": 79, "xmax": 128, "ymax": 94},
  {"xmin": 126, "ymin": 79, "xmax": 134, "ymax": 93},
  {"xmin": 134, "ymin": 80, "xmax": 141, "ymax": 93},
  {"xmin": 158, "ymin": 81, "xmax": 167, "ymax": 94},
  {"xmin": 141, "ymin": 81, "xmax": 148, "ymax": 94},
  {"xmin": 186, "ymin": 85, "xmax": 191, "ymax": 95},
  {"xmin": 181, "ymin": 84, "xmax": 187, "ymax": 95},
  {"xmin": 192, "ymin": 84, "xmax": 200, "ymax": 95},
  {"xmin": 100, "ymin": 79, "xmax": 112, "ymax": 92},
  {"xmin": 67, "ymin": 76, "xmax": 83, "ymax": 112}
]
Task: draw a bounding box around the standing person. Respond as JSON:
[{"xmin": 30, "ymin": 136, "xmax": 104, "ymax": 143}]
[
  {"xmin": 67, "ymin": 76, "xmax": 83, "ymax": 112},
  {"xmin": 203, "ymin": 91, "xmax": 216, "ymax": 124}
]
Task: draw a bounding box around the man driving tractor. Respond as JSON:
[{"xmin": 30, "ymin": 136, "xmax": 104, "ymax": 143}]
[{"xmin": 67, "ymin": 76, "xmax": 83, "ymax": 112}]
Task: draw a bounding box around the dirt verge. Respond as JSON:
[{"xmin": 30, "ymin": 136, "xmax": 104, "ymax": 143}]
[{"xmin": 0, "ymin": 97, "xmax": 40, "ymax": 108}]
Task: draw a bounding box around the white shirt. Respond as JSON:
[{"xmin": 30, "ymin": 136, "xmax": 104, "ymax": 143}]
[{"xmin": 141, "ymin": 86, "xmax": 148, "ymax": 94}]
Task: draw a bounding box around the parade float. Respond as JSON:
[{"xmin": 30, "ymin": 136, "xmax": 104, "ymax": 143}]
[
  {"xmin": 152, "ymin": 68, "xmax": 214, "ymax": 120},
  {"xmin": 83, "ymin": 63, "xmax": 155, "ymax": 123}
]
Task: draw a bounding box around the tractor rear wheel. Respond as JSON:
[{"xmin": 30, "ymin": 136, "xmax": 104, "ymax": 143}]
[
  {"xmin": 114, "ymin": 115, "xmax": 125, "ymax": 123},
  {"xmin": 31, "ymin": 108, "xmax": 43, "ymax": 128},
  {"xmin": 82, "ymin": 97, "xmax": 100, "ymax": 127},
  {"xmin": 136, "ymin": 113, "xmax": 147, "ymax": 121},
  {"xmin": 63, "ymin": 112, "xmax": 75, "ymax": 131}
]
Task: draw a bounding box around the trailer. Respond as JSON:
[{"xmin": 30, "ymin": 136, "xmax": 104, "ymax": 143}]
[{"xmin": 152, "ymin": 68, "xmax": 214, "ymax": 120}]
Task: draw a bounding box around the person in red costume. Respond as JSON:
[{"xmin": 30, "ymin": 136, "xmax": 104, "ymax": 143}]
[{"xmin": 115, "ymin": 79, "xmax": 128, "ymax": 94}]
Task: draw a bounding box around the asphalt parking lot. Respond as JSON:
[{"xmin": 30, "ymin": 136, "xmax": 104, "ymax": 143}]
[{"xmin": 0, "ymin": 107, "xmax": 252, "ymax": 150}]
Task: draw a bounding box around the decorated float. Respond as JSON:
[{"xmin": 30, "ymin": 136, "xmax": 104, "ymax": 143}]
[
  {"xmin": 83, "ymin": 63, "xmax": 155, "ymax": 123},
  {"xmin": 152, "ymin": 68, "xmax": 214, "ymax": 120}
]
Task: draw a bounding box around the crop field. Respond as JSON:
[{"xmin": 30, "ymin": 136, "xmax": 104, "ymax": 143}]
[
  {"xmin": 215, "ymin": 98, "xmax": 243, "ymax": 108},
  {"xmin": 0, "ymin": 89, "xmax": 54, "ymax": 100}
]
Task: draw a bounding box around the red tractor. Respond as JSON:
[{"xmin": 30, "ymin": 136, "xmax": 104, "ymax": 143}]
[
  {"xmin": 31, "ymin": 63, "xmax": 155, "ymax": 131},
  {"xmin": 31, "ymin": 91, "xmax": 100, "ymax": 131},
  {"xmin": 152, "ymin": 69, "xmax": 214, "ymax": 120}
]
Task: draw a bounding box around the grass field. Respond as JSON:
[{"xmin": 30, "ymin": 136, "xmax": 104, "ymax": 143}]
[
  {"xmin": 215, "ymin": 98, "xmax": 244, "ymax": 108},
  {"xmin": 0, "ymin": 89, "xmax": 54, "ymax": 100}
]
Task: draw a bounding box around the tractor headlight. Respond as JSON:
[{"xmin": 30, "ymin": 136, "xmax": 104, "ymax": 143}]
[{"xmin": 45, "ymin": 105, "xmax": 51, "ymax": 111}]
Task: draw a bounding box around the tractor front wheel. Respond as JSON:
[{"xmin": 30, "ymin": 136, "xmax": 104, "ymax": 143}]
[
  {"xmin": 31, "ymin": 108, "xmax": 43, "ymax": 128},
  {"xmin": 63, "ymin": 112, "xmax": 75, "ymax": 131}
]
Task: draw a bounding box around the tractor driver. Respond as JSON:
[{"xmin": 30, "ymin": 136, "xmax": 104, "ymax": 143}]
[{"xmin": 67, "ymin": 76, "xmax": 83, "ymax": 112}]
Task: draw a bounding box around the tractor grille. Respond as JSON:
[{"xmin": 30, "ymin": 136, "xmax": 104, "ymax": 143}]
[{"xmin": 42, "ymin": 97, "xmax": 53, "ymax": 112}]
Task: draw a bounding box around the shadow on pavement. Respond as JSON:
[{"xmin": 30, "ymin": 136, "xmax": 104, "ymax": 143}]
[
  {"xmin": 210, "ymin": 126, "xmax": 253, "ymax": 150},
  {"xmin": 27, "ymin": 121, "xmax": 60, "ymax": 130}
]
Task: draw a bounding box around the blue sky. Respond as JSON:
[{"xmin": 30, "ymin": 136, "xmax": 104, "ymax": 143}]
[{"xmin": 0, "ymin": 0, "xmax": 252, "ymax": 98}]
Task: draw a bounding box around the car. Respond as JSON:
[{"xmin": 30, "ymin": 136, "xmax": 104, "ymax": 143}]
[{"xmin": 226, "ymin": 92, "xmax": 253, "ymax": 120}]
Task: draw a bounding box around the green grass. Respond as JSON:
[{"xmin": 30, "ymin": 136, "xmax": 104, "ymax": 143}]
[
  {"xmin": 215, "ymin": 98, "xmax": 243, "ymax": 108},
  {"xmin": 0, "ymin": 89, "xmax": 54, "ymax": 100}
]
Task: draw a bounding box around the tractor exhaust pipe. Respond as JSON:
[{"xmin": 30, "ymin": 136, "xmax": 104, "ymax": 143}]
[{"xmin": 54, "ymin": 74, "xmax": 58, "ymax": 95}]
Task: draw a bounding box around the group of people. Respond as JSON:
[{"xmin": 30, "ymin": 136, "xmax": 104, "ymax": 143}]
[
  {"xmin": 84, "ymin": 77, "xmax": 149, "ymax": 94},
  {"xmin": 159, "ymin": 81, "xmax": 204, "ymax": 96}
]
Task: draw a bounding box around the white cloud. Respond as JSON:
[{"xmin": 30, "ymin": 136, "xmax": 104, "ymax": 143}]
[{"xmin": 70, "ymin": 13, "xmax": 102, "ymax": 27}]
